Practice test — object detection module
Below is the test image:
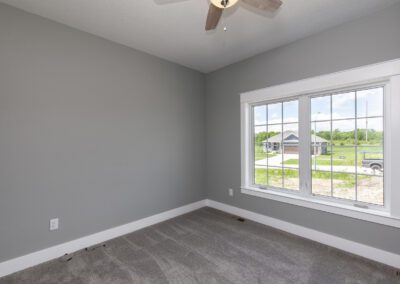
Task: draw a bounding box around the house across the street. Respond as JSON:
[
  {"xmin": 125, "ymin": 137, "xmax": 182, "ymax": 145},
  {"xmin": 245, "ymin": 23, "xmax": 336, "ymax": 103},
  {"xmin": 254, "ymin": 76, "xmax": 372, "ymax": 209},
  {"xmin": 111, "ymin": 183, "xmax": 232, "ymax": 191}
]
[{"xmin": 263, "ymin": 130, "xmax": 328, "ymax": 155}]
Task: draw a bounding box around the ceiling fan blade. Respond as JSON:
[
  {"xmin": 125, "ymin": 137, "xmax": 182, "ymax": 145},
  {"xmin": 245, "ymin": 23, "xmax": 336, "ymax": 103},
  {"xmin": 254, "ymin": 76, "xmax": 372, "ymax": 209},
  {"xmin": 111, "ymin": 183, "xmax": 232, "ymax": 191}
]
[
  {"xmin": 205, "ymin": 4, "xmax": 223, "ymax": 31},
  {"xmin": 241, "ymin": 0, "xmax": 282, "ymax": 12}
]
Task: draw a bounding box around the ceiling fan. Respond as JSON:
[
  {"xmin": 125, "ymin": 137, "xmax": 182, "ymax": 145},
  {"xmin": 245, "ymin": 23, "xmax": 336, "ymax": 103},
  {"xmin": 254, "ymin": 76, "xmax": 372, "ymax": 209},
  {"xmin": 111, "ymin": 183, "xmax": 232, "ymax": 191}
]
[{"xmin": 205, "ymin": 0, "xmax": 282, "ymax": 31}]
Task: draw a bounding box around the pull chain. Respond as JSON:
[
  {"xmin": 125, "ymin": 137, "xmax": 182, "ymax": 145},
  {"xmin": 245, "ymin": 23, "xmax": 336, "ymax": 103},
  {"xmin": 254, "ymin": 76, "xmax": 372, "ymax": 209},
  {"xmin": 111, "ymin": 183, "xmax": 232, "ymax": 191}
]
[{"xmin": 222, "ymin": 0, "xmax": 228, "ymax": 32}]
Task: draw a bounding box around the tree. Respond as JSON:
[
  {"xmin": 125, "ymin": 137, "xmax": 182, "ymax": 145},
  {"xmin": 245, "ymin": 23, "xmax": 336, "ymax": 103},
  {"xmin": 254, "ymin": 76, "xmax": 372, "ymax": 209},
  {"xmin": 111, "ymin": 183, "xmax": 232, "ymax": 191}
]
[{"xmin": 255, "ymin": 131, "xmax": 279, "ymax": 145}]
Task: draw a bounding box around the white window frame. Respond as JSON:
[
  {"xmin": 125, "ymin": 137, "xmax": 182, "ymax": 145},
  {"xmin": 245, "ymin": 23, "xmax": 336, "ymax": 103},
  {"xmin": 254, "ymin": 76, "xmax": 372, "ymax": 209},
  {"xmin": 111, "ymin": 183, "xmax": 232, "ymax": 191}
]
[{"xmin": 240, "ymin": 59, "xmax": 400, "ymax": 228}]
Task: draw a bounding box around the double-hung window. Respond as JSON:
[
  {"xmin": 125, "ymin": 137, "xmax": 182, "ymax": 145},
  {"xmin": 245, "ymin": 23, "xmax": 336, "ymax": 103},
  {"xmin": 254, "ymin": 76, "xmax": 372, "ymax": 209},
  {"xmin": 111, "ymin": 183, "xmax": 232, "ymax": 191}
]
[{"xmin": 241, "ymin": 60, "xmax": 400, "ymax": 227}]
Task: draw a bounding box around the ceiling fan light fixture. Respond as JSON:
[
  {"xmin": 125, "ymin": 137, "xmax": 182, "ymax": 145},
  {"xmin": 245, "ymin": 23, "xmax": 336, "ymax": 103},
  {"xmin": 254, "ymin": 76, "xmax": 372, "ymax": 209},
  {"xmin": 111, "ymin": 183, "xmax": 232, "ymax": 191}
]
[
  {"xmin": 210, "ymin": 0, "xmax": 239, "ymax": 9},
  {"xmin": 206, "ymin": 0, "xmax": 282, "ymax": 31}
]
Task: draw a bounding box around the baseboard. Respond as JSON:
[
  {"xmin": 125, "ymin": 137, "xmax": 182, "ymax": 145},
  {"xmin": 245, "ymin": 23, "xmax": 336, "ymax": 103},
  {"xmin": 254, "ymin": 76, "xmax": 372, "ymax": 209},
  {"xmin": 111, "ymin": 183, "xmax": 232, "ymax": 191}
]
[
  {"xmin": 2, "ymin": 198, "xmax": 398, "ymax": 278},
  {"xmin": 205, "ymin": 199, "xmax": 400, "ymax": 269},
  {"xmin": 0, "ymin": 199, "xmax": 207, "ymax": 278}
]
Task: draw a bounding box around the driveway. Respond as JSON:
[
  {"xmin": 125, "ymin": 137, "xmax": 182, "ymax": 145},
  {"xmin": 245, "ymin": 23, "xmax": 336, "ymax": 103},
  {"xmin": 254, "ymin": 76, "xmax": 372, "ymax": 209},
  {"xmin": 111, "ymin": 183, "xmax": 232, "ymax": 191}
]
[{"xmin": 256, "ymin": 154, "xmax": 299, "ymax": 167}]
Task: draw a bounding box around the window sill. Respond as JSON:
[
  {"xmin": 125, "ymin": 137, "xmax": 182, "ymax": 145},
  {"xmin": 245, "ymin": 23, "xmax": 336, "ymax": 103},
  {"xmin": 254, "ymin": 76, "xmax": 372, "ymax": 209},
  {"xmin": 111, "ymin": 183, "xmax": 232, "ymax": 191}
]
[{"xmin": 241, "ymin": 186, "xmax": 400, "ymax": 228}]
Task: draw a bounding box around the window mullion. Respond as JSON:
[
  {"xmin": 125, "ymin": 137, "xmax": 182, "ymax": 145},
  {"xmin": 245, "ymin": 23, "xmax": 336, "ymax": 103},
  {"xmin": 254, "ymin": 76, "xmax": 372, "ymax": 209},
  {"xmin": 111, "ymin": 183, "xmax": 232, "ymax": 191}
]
[
  {"xmin": 389, "ymin": 76, "xmax": 400, "ymax": 217},
  {"xmin": 299, "ymin": 96, "xmax": 311, "ymax": 196}
]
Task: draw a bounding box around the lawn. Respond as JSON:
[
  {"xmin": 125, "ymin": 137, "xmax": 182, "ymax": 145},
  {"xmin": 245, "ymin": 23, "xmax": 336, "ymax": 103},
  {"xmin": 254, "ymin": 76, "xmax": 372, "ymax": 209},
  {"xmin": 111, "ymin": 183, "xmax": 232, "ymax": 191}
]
[
  {"xmin": 254, "ymin": 168, "xmax": 383, "ymax": 205},
  {"xmin": 254, "ymin": 145, "xmax": 277, "ymax": 161},
  {"xmin": 253, "ymin": 139, "xmax": 384, "ymax": 205},
  {"xmin": 254, "ymin": 168, "xmax": 299, "ymax": 190},
  {"xmin": 255, "ymin": 168, "xmax": 362, "ymax": 188},
  {"xmin": 283, "ymin": 145, "xmax": 382, "ymax": 167}
]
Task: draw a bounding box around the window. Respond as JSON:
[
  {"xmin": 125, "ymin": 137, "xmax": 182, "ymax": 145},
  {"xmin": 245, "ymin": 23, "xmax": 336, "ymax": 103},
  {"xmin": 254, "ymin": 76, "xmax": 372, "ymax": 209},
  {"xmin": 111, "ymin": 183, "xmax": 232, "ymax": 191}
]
[
  {"xmin": 241, "ymin": 60, "xmax": 400, "ymax": 227},
  {"xmin": 253, "ymin": 100, "xmax": 299, "ymax": 191},
  {"xmin": 250, "ymin": 87, "xmax": 384, "ymax": 207},
  {"xmin": 310, "ymin": 88, "xmax": 384, "ymax": 206}
]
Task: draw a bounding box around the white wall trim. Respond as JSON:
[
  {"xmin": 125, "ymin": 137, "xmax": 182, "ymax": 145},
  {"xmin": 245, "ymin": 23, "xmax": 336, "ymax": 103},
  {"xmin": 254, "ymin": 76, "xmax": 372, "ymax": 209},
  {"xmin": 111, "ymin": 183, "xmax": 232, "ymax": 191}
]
[
  {"xmin": 240, "ymin": 58, "xmax": 400, "ymax": 224},
  {"xmin": 0, "ymin": 199, "xmax": 207, "ymax": 278},
  {"xmin": 206, "ymin": 199, "xmax": 400, "ymax": 269},
  {"xmin": 2, "ymin": 198, "xmax": 398, "ymax": 279},
  {"xmin": 241, "ymin": 187, "xmax": 400, "ymax": 228},
  {"xmin": 240, "ymin": 58, "xmax": 400, "ymax": 103}
]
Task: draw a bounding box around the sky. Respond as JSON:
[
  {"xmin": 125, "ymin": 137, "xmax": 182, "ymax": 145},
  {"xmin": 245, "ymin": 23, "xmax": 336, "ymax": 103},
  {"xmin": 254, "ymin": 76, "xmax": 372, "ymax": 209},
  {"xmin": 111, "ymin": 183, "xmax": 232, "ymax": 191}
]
[{"xmin": 254, "ymin": 87, "xmax": 383, "ymax": 133}]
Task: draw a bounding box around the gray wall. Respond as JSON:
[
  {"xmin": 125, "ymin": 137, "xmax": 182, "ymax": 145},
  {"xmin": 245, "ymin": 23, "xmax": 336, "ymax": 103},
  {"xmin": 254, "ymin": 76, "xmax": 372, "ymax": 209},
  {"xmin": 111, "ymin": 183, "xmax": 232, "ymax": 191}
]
[
  {"xmin": 0, "ymin": 3, "xmax": 205, "ymax": 262},
  {"xmin": 205, "ymin": 3, "xmax": 400, "ymax": 254},
  {"xmin": 2, "ymin": 0, "xmax": 400, "ymax": 266}
]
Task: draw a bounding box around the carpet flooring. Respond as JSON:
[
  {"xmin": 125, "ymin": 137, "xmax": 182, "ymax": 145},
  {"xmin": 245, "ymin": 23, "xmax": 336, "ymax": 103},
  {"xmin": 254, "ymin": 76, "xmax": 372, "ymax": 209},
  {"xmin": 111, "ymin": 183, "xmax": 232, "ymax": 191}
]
[{"xmin": 1, "ymin": 207, "xmax": 398, "ymax": 283}]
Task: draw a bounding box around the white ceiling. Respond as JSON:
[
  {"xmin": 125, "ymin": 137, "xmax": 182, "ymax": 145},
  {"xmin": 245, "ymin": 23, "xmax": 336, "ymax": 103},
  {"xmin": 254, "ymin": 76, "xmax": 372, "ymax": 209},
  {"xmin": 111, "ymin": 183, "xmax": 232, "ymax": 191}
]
[{"xmin": 2, "ymin": 0, "xmax": 399, "ymax": 73}]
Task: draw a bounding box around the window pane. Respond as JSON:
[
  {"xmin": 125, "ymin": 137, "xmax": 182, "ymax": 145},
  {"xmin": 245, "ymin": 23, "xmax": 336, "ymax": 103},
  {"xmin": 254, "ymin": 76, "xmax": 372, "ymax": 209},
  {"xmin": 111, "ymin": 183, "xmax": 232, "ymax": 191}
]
[
  {"xmin": 268, "ymin": 167, "xmax": 283, "ymax": 188},
  {"xmin": 268, "ymin": 103, "xmax": 282, "ymax": 124},
  {"xmin": 357, "ymin": 174, "xmax": 384, "ymax": 205},
  {"xmin": 283, "ymin": 122, "xmax": 298, "ymax": 132},
  {"xmin": 254, "ymin": 126, "xmax": 267, "ymax": 167},
  {"xmin": 331, "ymin": 146, "xmax": 356, "ymax": 174},
  {"xmin": 254, "ymin": 168, "xmax": 267, "ymax": 186},
  {"xmin": 283, "ymin": 100, "xmax": 298, "ymax": 123},
  {"xmin": 332, "ymin": 172, "xmax": 356, "ymax": 201},
  {"xmin": 267, "ymin": 124, "xmax": 282, "ymax": 167},
  {"xmin": 332, "ymin": 92, "xmax": 355, "ymax": 120},
  {"xmin": 357, "ymin": 118, "xmax": 383, "ymax": 146},
  {"xmin": 311, "ymin": 96, "xmax": 330, "ymax": 121},
  {"xmin": 284, "ymin": 168, "xmax": 299, "ymax": 190},
  {"xmin": 254, "ymin": 105, "xmax": 267, "ymax": 125},
  {"xmin": 357, "ymin": 146, "xmax": 383, "ymax": 174},
  {"xmin": 357, "ymin": 87, "xmax": 383, "ymax": 118},
  {"xmin": 312, "ymin": 170, "xmax": 332, "ymax": 197},
  {"xmin": 311, "ymin": 121, "xmax": 331, "ymax": 170},
  {"xmin": 332, "ymin": 120, "xmax": 356, "ymax": 145},
  {"xmin": 357, "ymin": 145, "xmax": 383, "ymax": 205},
  {"xmin": 282, "ymin": 123, "xmax": 299, "ymax": 168},
  {"xmin": 312, "ymin": 121, "xmax": 331, "ymax": 140},
  {"xmin": 312, "ymin": 153, "xmax": 332, "ymax": 170}
]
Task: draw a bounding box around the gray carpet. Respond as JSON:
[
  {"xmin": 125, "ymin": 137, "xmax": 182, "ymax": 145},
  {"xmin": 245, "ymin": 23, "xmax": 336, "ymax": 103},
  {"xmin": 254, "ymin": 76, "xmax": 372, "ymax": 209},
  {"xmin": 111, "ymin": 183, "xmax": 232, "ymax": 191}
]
[{"xmin": 1, "ymin": 207, "xmax": 398, "ymax": 284}]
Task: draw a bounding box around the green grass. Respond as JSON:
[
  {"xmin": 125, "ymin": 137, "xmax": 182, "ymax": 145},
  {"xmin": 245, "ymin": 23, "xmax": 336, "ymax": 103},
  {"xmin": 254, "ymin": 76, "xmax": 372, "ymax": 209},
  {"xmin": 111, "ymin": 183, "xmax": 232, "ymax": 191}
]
[
  {"xmin": 282, "ymin": 145, "xmax": 383, "ymax": 167},
  {"xmin": 312, "ymin": 171, "xmax": 359, "ymax": 188},
  {"xmin": 254, "ymin": 145, "xmax": 277, "ymax": 161},
  {"xmin": 255, "ymin": 168, "xmax": 298, "ymax": 187},
  {"xmin": 255, "ymin": 168, "xmax": 369, "ymax": 189}
]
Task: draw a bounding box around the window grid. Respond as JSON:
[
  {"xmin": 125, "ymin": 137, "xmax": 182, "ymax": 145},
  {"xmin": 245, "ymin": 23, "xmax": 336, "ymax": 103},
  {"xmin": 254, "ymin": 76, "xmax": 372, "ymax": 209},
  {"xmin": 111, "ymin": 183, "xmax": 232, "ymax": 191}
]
[
  {"xmin": 252, "ymin": 85, "xmax": 384, "ymax": 207},
  {"xmin": 310, "ymin": 115, "xmax": 382, "ymax": 123},
  {"xmin": 310, "ymin": 87, "xmax": 384, "ymax": 205},
  {"xmin": 253, "ymin": 100, "xmax": 299, "ymax": 191}
]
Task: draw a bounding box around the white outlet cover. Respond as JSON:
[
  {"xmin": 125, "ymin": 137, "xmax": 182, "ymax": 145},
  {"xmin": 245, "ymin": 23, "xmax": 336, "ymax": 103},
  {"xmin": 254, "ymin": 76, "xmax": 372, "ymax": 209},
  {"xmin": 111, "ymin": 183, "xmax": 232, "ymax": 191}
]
[
  {"xmin": 49, "ymin": 218, "xmax": 59, "ymax": 231},
  {"xmin": 229, "ymin": 188, "xmax": 234, "ymax": 196}
]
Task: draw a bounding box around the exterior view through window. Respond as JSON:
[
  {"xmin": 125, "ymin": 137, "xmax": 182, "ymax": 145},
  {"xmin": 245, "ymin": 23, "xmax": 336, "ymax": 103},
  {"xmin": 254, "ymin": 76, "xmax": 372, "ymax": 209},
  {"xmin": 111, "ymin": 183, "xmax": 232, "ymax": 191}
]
[
  {"xmin": 311, "ymin": 87, "xmax": 384, "ymax": 205},
  {"xmin": 251, "ymin": 86, "xmax": 384, "ymax": 206},
  {"xmin": 253, "ymin": 99, "xmax": 299, "ymax": 191}
]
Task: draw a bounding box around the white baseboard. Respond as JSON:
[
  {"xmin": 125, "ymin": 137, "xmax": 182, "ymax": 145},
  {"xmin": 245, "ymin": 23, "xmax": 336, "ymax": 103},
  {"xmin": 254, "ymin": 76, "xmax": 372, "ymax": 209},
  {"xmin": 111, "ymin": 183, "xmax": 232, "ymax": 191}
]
[
  {"xmin": 205, "ymin": 199, "xmax": 400, "ymax": 269},
  {"xmin": 1, "ymin": 198, "xmax": 398, "ymax": 279},
  {"xmin": 0, "ymin": 199, "xmax": 207, "ymax": 278}
]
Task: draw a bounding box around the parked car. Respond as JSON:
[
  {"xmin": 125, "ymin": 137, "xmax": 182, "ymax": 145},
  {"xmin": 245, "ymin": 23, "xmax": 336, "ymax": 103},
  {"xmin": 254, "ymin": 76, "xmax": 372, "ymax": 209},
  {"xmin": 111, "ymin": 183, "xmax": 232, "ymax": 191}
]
[{"xmin": 360, "ymin": 151, "xmax": 383, "ymax": 171}]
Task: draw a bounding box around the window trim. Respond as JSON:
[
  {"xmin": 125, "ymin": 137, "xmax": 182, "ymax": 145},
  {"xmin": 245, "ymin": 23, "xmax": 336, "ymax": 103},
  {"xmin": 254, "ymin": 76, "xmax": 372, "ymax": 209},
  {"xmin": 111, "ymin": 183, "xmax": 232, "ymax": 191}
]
[{"xmin": 240, "ymin": 59, "xmax": 400, "ymax": 227}]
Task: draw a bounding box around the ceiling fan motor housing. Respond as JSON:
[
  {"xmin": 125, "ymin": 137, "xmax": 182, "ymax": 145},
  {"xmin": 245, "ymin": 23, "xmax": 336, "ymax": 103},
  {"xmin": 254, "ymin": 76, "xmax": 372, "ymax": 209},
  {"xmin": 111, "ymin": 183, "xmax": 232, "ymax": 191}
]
[{"xmin": 210, "ymin": 0, "xmax": 239, "ymax": 9}]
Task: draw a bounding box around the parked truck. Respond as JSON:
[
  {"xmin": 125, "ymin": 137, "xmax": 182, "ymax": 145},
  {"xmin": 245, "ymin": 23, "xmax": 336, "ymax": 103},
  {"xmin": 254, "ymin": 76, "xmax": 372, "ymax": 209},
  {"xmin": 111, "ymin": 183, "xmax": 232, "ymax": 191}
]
[{"xmin": 360, "ymin": 150, "xmax": 383, "ymax": 171}]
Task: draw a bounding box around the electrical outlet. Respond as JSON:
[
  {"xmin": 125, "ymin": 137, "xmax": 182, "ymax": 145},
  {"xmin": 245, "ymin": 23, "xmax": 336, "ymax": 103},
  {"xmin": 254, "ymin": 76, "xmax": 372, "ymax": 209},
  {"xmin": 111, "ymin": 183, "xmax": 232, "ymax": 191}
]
[
  {"xmin": 228, "ymin": 188, "xmax": 234, "ymax": 197},
  {"xmin": 49, "ymin": 218, "xmax": 59, "ymax": 231}
]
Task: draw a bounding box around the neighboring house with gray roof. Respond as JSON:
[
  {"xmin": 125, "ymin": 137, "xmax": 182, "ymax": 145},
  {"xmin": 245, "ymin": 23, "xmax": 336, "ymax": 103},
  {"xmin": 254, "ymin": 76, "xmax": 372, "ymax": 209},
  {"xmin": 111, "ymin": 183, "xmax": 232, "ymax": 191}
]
[{"xmin": 263, "ymin": 130, "xmax": 328, "ymax": 154}]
